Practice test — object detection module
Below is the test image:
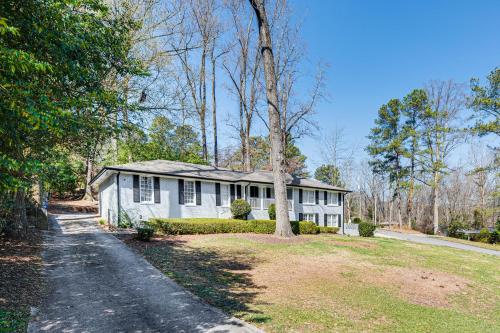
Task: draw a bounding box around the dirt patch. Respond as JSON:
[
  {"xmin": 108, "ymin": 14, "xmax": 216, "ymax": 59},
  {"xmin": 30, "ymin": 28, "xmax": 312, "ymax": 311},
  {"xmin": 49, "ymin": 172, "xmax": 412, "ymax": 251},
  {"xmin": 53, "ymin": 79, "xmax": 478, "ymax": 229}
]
[
  {"xmin": 365, "ymin": 267, "xmax": 470, "ymax": 308},
  {"xmin": 326, "ymin": 239, "xmax": 378, "ymax": 249},
  {"xmin": 0, "ymin": 233, "xmax": 45, "ymax": 310},
  {"xmin": 218, "ymin": 233, "xmax": 312, "ymax": 244},
  {"xmin": 250, "ymin": 250, "xmax": 469, "ymax": 309},
  {"xmin": 49, "ymin": 199, "xmax": 98, "ymax": 214}
]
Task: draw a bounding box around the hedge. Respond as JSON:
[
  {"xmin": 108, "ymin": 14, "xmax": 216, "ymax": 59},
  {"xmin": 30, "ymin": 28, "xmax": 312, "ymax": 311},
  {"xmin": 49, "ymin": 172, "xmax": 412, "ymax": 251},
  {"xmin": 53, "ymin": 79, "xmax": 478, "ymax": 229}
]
[
  {"xmin": 318, "ymin": 226, "xmax": 339, "ymax": 234},
  {"xmin": 147, "ymin": 218, "xmax": 319, "ymax": 235}
]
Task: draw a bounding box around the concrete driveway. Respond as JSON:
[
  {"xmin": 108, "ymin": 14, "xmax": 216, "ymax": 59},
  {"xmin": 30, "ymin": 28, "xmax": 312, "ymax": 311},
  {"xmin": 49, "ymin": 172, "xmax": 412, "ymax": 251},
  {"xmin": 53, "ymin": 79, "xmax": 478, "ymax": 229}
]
[
  {"xmin": 28, "ymin": 213, "xmax": 262, "ymax": 333},
  {"xmin": 376, "ymin": 229, "xmax": 500, "ymax": 256}
]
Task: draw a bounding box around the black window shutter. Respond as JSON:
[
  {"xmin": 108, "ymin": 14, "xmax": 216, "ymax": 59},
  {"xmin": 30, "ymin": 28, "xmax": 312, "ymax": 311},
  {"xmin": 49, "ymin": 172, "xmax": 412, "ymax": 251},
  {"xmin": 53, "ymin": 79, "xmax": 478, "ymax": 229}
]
[
  {"xmin": 298, "ymin": 213, "xmax": 303, "ymax": 221},
  {"xmin": 315, "ymin": 190, "xmax": 319, "ymax": 204},
  {"xmin": 154, "ymin": 177, "xmax": 160, "ymax": 203},
  {"xmin": 236, "ymin": 185, "xmax": 242, "ymax": 199},
  {"xmin": 338, "ymin": 214, "xmax": 342, "ymax": 227},
  {"xmin": 178, "ymin": 179, "xmax": 184, "ymax": 205},
  {"xmin": 324, "ymin": 213, "xmax": 328, "ymax": 227},
  {"xmin": 338, "ymin": 193, "xmax": 342, "ymax": 206},
  {"xmin": 196, "ymin": 181, "xmax": 202, "ymax": 205},
  {"xmin": 133, "ymin": 175, "xmax": 140, "ymax": 202},
  {"xmin": 215, "ymin": 183, "xmax": 221, "ymax": 206},
  {"xmin": 230, "ymin": 184, "xmax": 235, "ymax": 202},
  {"xmin": 299, "ymin": 189, "xmax": 303, "ymax": 203},
  {"xmin": 324, "ymin": 191, "xmax": 328, "ymax": 205},
  {"xmin": 315, "ymin": 213, "xmax": 319, "ymax": 225}
]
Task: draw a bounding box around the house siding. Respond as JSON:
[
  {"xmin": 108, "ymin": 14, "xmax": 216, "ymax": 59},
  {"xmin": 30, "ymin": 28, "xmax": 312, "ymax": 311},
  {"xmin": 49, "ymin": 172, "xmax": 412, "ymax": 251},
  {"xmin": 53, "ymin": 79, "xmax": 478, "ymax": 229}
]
[
  {"xmin": 99, "ymin": 174, "xmax": 118, "ymax": 225},
  {"xmin": 99, "ymin": 173, "xmax": 344, "ymax": 229}
]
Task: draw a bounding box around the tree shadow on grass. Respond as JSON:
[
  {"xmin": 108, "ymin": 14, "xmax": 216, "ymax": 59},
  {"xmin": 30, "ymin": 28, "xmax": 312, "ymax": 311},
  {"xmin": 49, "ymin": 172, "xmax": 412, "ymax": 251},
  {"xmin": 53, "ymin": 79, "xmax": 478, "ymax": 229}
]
[{"xmin": 126, "ymin": 236, "xmax": 271, "ymax": 323}]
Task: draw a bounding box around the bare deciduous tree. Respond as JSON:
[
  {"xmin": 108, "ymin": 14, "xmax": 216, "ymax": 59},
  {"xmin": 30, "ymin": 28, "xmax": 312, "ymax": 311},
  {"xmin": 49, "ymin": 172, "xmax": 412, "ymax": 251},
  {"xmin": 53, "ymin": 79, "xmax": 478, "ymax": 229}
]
[{"xmin": 249, "ymin": 0, "xmax": 292, "ymax": 237}]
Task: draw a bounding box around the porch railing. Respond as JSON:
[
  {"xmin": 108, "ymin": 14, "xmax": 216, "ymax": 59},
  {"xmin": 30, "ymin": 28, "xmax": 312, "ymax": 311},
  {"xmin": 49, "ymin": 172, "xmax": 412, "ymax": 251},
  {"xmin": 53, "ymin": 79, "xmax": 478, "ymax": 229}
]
[
  {"xmin": 248, "ymin": 197, "xmax": 260, "ymax": 209},
  {"xmin": 248, "ymin": 198, "xmax": 293, "ymax": 211}
]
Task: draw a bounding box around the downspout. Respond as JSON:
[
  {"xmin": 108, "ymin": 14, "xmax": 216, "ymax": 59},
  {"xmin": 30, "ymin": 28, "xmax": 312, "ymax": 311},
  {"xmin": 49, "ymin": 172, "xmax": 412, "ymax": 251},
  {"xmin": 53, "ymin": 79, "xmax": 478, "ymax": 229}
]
[
  {"xmin": 342, "ymin": 192, "xmax": 345, "ymax": 235},
  {"xmin": 116, "ymin": 172, "xmax": 121, "ymax": 226}
]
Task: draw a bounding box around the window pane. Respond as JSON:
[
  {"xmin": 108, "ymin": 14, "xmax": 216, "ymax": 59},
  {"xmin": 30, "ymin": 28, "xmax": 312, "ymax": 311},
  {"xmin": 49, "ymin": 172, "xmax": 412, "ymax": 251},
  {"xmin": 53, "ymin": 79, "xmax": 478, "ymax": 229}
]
[
  {"xmin": 304, "ymin": 190, "xmax": 315, "ymax": 204},
  {"xmin": 140, "ymin": 176, "xmax": 152, "ymax": 202},
  {"xmin": 304, "ymin": 213, "xmax": 315, "ymax": 222},
  {"xmin": 250, "ymin": 186, "xmax": 259, "ymax": 198},
  {"xmin": 221, "ymin": 184, "xmax": 229, "ymax": 206},
  {"xmin": 184, "ymin": 181, "xmax": 195, "ymax": 204}
]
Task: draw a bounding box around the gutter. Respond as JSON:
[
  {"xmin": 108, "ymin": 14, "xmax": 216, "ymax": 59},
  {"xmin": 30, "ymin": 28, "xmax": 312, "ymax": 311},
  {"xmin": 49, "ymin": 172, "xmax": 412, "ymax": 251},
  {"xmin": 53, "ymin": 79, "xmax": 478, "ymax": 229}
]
[{"xmin": 91, "ymin": 166, "xmax": 352, "ymax": 193}]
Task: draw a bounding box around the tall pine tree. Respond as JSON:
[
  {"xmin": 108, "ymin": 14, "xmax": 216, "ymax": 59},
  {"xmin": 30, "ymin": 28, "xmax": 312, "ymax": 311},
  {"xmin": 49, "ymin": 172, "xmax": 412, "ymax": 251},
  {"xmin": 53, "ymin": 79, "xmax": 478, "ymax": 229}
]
[{"xmin": 367, "ymin": 99, "xmax": 408, "ymax": 229}]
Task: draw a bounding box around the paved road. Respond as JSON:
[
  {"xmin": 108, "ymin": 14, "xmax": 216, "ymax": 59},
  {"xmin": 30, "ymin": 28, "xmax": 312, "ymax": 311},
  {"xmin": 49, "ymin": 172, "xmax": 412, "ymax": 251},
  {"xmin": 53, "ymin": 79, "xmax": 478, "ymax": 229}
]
[
  {"xmin": 29, "ymin": 213, "xmax": 262, "ymax": 333},
  {"xmin": 376, "ymin": 229, "xmax": 500, "ymax": 256}
]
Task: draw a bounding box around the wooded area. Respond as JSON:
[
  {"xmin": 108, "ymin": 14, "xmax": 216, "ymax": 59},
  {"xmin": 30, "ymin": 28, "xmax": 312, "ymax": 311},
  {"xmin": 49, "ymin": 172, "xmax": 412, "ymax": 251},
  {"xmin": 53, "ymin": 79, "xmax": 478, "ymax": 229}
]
[{"xmin": 0, "ymin": 0, "xmax": 498, "ymax": 238}]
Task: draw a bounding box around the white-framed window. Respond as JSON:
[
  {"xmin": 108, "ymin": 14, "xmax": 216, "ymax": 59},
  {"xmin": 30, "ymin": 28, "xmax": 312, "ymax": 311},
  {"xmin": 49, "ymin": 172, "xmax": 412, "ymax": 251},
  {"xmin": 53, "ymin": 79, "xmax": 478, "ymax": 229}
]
[
  {"xmin": 303, "ymin": 213, "xmax": 315, "ymax": 223},
  {"xmin": 303, "ymin": 190, "xmax": 315, "ymax": 204},
  {"xmin": 326, "ymin": 214, "xmax": 339, "ymax": 227},
  {"xmin": 327, "ymin": 192, "xmax": 339, "ymax": 206},
  {"xmin": 221, "ymin": 184, "xmax": 230, "ymax": 207},
  {"xmin": 140, "ymin": 176, "xmax": 153, "ymax": 203},
  {"xmin": 184, "ymin": 180, "xmax": 195, "ymax": 205}
]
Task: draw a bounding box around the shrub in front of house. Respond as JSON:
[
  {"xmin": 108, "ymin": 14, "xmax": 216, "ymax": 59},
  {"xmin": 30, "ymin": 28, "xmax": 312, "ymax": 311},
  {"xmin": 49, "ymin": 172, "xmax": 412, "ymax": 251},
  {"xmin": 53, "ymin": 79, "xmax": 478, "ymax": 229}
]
[
  {"xmin": 447, "ymin": 219, "xmax": 466, "ymax": 239},
  {"xmin": 136, "ymin": 227, "xmax": 154, "ymax": 241},
  {"xmin": 268, "ymin": 203, "xmax": 276, "ymax": 220},
  {"xmin": 488, "ymin": 230, "xmax": 499, "ymax": 244},
  {"xmin": 318, "ymin": 226, "xmax": 339, "ymax": 234},
  {"xmin": 292, "ymin": 221, "xmax": 319, "ymax": 234},
  {"xmin": 148, "ymin": 218, "xmax": 319, "ymax": 235},
  {"xmin": 98, "ymin": 218, "xmax": 106, "ymax": 225},
  {"xmin": 230, "ymin": 199, "xmax": 252, "ymax": 219},
  {"xmin": 358, "ymin": 221, "xmax": 376, "ymax": 237},
  {"xmin": 477, "ymin": 228, "xmax": 491, "ymax": 243},
  {"xmin": 118, "ymin": 210, "xmax": 135, "ymax": 228}
]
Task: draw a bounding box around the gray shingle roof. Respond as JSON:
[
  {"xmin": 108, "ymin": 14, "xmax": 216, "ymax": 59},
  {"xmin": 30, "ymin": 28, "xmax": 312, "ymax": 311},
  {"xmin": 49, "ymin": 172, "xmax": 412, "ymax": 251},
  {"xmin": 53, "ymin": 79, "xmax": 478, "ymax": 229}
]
[{"xmin": 92, "ymin": 159, "xmax": 350, "ymax": 192}]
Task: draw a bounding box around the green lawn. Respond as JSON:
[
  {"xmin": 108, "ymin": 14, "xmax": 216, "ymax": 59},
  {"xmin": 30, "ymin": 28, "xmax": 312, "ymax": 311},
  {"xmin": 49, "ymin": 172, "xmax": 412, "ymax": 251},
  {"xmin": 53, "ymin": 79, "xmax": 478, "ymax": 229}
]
[{"xmin": 124, "ymin": 233, "xmax": 500, "ymax": 333}]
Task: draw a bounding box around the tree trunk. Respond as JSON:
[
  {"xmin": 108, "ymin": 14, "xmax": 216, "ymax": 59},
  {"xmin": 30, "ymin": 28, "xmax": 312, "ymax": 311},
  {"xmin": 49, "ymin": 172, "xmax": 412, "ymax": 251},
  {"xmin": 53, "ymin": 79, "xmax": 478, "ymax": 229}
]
[
  {"xmin": 83, "ymin": 156, "xmax": 95, "ymax": 201},
  {"xmin": 244, "ymin": 122, "xmax": 251, "ymax": 171},
  {"xmin": 10, "ymin": 189, "xmax": 28, "ymax": 238},
  {"xmin": 432, "ymin": 171, "xmax": 440, "ymax": 234},
  {"xmin": 200, "ymin": 49, "xmax": 208, "ymax": 163},
  {"xmin": 396, "ymin": 190, "xmax": 402, "ymax": 229},
  {"xmin": 211, "ymin": 56, "xmax": 218, "ymax": 167},
  {"xmin": 407, "ymin": 178, "xmax": 414, "ymax": 229},
  {"xmin": 250, "ymin": 0, "xmax": 293, "ymax": 237}
]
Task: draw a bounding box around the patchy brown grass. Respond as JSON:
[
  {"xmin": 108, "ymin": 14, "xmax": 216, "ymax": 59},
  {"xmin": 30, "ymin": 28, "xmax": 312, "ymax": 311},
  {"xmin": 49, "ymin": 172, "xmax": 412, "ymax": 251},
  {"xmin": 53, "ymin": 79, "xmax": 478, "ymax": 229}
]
[
  {"xmin": 0, "ymin": 232, "xmax": 45, "ymax": 332},
  {"xmin": 121, "ymin": 233, "xmax": 500, "ymax": 333}
]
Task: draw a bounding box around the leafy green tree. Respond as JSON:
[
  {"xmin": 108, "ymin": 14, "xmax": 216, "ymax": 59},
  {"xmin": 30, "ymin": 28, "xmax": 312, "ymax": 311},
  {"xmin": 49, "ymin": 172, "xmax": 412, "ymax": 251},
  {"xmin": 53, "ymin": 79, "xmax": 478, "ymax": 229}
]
[
  {"xmin": 0, "ymin": 0, "xmax": 143, "ymax": 236},
  {"xmin": 314, "ymin": 164, "xmax": 344, "ymax": 187},
  {"xmin": 114, "ymin": 116, "xmax": 204, "ymax": 165},
  {"xmin": 367, "ymin": 99, "xmax": 408, "ymax": 229},
  {"xmin": 470, "ymin": 68, "xmax": 499, "ymax": 137}
]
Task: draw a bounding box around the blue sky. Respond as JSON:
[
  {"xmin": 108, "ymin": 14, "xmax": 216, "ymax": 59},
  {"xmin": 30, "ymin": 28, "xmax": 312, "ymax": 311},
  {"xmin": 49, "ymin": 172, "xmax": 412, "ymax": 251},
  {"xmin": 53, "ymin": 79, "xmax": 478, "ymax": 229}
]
[{"xmin": 218, "ymin": 0, "xmax": 500, "ymax": 172}]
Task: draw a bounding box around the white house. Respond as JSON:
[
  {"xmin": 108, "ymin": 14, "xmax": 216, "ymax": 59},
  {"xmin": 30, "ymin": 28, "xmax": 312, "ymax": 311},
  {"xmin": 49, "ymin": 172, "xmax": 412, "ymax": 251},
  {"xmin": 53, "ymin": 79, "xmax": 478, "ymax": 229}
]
[{"xmin": 90, "ymin": 160, "xmax": 350, "ymax": 231}]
